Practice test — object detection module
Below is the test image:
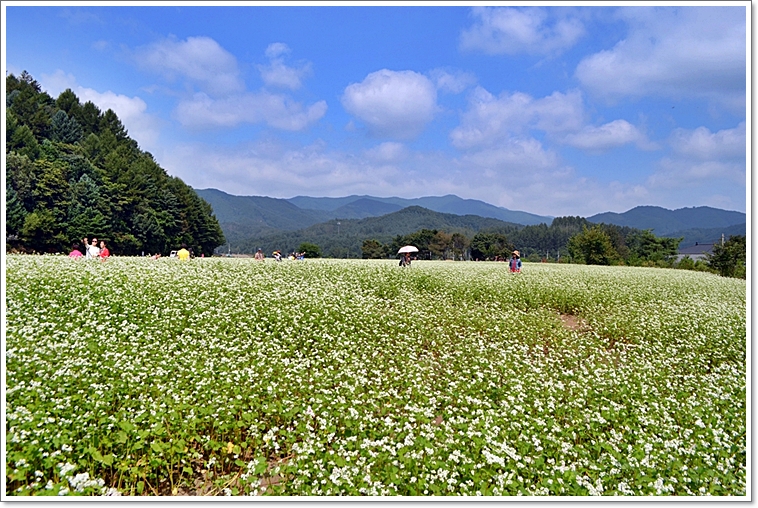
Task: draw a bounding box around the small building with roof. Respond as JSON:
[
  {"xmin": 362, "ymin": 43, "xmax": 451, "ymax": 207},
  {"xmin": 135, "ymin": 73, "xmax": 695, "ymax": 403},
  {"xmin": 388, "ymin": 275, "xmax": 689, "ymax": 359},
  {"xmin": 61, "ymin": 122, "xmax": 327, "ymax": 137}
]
[{"xmin": 676, "ymin": 242, "xmax": 715, "ymax": 263}]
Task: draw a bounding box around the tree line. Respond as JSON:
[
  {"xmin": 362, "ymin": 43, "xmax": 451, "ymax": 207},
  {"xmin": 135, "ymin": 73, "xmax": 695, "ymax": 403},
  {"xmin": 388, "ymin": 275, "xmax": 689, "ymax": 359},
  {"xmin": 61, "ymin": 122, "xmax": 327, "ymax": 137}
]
[
  {"xmin": 6, "ymin": 71, "xmax": 225, "ymax": 256},
  {"xmin": 360, "ymin": 219, "xmax": 746, "ymax": 278}
]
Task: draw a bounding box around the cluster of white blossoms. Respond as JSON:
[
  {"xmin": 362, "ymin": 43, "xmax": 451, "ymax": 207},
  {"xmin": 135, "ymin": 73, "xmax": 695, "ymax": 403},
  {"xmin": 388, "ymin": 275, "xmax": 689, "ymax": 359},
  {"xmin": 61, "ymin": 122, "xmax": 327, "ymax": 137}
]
[{"xmin": 5, "ymin": 256, "xmax": 745, "ymax": 496}]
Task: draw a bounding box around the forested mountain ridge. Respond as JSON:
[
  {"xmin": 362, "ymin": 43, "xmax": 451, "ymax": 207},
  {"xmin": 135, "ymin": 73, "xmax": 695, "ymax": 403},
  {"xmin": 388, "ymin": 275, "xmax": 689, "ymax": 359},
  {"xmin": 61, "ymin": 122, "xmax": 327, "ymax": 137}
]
[
  {"xmin": 194, "ymin": 188, "xmax": 333, "ymax": 245},
  {"xmin": 237, "ymin": 205, "xmax": 524, "ymax": 258},
  {"xmin": 587, "ymin": 205, "xmax": 746, "ymax": 236},
  {"xmin": 196, "ymin": 188, "xmax": 553, "ymax": 246},
  {"xmin": 199, "ymin": 188, "xmax": 745, "ymax": 253},
  {"xmin": 5, "ymin": 71, "xmax": 225, "ymax": 255},
  {"xmin": 287, "ymin": 194, "xmax": 553, "ymax": 225}
]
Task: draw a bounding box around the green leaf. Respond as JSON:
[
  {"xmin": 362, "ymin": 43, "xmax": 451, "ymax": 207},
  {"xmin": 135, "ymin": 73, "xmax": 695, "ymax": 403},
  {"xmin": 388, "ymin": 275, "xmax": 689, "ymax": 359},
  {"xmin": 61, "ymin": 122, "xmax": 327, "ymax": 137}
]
[
  {"xmin": 254, "ymin": 458, "xmax": 268, "ymax": 475},
  {"xmin": 89, "ymin": 448, "xmax": 104, "ymax": 462},
  {"xmin": 119, "ymin": 421, "xmax": 135, "ymax": 432}
]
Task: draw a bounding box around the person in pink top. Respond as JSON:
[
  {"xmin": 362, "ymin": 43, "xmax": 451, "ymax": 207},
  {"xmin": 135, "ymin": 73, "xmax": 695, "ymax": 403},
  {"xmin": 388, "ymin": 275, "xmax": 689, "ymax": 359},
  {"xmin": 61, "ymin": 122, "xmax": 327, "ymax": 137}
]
[{"xmin": 69, "ymin": 243, "xmax": 83, "ymax": 258}]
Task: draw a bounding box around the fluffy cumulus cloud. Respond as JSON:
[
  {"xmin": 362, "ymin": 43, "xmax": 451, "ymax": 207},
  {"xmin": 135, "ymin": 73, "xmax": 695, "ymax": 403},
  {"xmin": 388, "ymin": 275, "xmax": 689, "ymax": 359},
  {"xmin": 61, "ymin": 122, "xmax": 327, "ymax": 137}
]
[
  {"xmin": 450, "ymin": 87, "xmax": 585, "ymax": 149},
  {"xmin": 460, "ymin": 7, "xmax": 585, "ymax": 56},
  {"xmin": 450, "ymin": 86, "xmax": 656, "ymax": 155},
  {"xmin": 341, "ymin": 69, "xmax": 438, "ymax": 139},
  {"xmin": 40, "ymin": 69, "xmax": 161, "ymax": 151},
  {"xmin": 134, "ymin": 36, "xmax": 244, "ymax": 97},
  {"xmin": 132, "ymin": 36, "xmax": 325, "ymax": 131},
  {"xmin": 575, "ymin": 6, "xmax": 746, "ymax": 109},
  {"xmin": 669, "ymin": 122, "xmax": 746, "ymax": 160},
  {"xmin": 258, "ymin": 42, "xmax": 312, "ymax": 90}
]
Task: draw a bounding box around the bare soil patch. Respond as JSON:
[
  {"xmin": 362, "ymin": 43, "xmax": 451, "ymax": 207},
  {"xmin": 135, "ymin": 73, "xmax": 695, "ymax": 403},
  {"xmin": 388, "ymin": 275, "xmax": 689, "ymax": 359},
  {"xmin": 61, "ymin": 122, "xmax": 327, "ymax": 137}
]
[{"xmin": 558, "ymin": 312, "xmax": 589, "ymax": 332}]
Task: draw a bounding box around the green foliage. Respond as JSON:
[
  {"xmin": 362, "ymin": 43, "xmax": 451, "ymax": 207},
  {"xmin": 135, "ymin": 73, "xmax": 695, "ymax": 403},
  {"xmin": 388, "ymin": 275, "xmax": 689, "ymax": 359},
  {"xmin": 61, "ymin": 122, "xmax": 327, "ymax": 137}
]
[
  {"xmin": 233, "ymin": 205, "xmax": 522, "ymax": 258},
  {"xmin": 6, "ymin": 183, "xmax": 28, "ymax": 237},
  {"xmin": 470, "ymin": 231, "xmax": 513, "ymax": 260},
  {"xmin": 708, "ymin": 236, "xmax": 746, "ymax": 279},
  {"xmin": 5, "ymin": 71, "xmax": 225, "ymax": 255},
  {"xmin": 567, "ymin": 225, "xmax": 620, "ymax": 265},
  {"xmin": 361, "ymin": 239, "xmax": 386, "ymax": 259},
  {"xmin": 297, "ymin": 242, "xmax": 322, "ymax": 258},
  {"xmin": 51, "ymin": 110, "xmax": 83, "ymax": 144},
  {"xmin": 626, "ymin": 229, "xmax": 680, "ymax": 265}
]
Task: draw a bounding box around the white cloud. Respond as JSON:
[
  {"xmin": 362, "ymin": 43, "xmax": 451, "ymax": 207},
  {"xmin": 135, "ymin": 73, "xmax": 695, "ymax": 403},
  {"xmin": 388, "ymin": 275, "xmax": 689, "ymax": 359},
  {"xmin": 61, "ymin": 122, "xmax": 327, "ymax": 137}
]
[
  {"xmin": 428, "ymin": 68, "xmax": 476, "ymax": 94},
  {"xmin": 258, "ymin": 42, "xmax": 312, "ymax": 90},
  {"xmin": 450, "ymin": 87, "xmax": 584, "ymax": 150},
  {"xmin": 134, "ymin": 36, "xmax": 244, "ymax": 97},
  {"xmin": 162, "ymin": 140, "xmax": 406, "ymax": 199},
  {"xmin": 175, "ymin": 91, "xmax": 327, "ymax": 131},
  {"xmin": 40, "ymin": 69, "xmax": 162, "ymax": 151},
  {"xmin": 650, "ymin": 159, "xmax": 745, "ymax": 189},
  {"xmin": 365, "ymin": 142, "xmax": 408, "ymax": 162},
  {"xmin": 159, "ymin": 131, "xmax": 740, "ymax": 218},
  {"xmin": 39, "ymin": 69, "xmax": 78, "ymax": 96},
  {"xmin": 563, "ymin": 120, "xmax": 656, "ymax": 151},
  {"xmin": 341, "ymin": 69, "xmax": 438, "ymax": 139},
  {"xmin": 460, "ymin": 138, "xmax": 559, "ymax": 172},
  {"xmin": 130, "ymin": 37, "xmax": 325, "ymax": 131},
  {"xmin": 460, "ymin": 7, "xmax": 585, "ymax": 56},
  {"xmin": 265, "ymin": 42, "xmax": 290, "ymax": 59},
  {"xmin": 575, "ymin": 7, "xmax": 746, "ymax": 109},
  {"xmin": 669, "ymin": 122, "xmax": 746, "ymax": 160},
  {"xmin": 646, "ymin": 122, "xmax": 747, "ymax": 206},
  {"xmin": 647, "ymin": 122, "xmax": 746, "ymax": 190}
]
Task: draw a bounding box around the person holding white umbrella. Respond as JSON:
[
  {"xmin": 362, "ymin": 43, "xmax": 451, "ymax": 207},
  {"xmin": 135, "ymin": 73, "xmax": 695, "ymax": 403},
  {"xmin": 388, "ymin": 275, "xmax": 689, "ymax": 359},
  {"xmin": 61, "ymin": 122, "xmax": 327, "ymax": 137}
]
[{"xmin": 398, "ymin": 245, "xmax": 418, "ymax": 267}]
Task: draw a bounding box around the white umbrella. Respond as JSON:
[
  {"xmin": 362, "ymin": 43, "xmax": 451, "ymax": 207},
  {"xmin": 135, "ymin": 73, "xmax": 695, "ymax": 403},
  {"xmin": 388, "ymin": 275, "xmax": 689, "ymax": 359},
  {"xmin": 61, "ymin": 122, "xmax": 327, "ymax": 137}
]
[{"xmin": 397, "ymin": 245, "xmax": 419, "ymax": 254}]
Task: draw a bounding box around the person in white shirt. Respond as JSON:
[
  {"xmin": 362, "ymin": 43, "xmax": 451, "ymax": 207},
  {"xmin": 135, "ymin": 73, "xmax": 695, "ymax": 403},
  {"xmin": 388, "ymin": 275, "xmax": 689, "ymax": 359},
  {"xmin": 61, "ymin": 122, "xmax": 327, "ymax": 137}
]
[{"xmin": 87, "ymin": 237, "xmax": 100, "ymax": 259}]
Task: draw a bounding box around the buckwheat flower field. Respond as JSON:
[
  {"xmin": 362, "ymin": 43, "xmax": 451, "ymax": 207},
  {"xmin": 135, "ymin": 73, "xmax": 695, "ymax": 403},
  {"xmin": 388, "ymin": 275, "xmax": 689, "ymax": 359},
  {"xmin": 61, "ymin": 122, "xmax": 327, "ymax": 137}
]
[{"xmin": 4, "ymin": 255, "xmax": 746, "ymax": 496}]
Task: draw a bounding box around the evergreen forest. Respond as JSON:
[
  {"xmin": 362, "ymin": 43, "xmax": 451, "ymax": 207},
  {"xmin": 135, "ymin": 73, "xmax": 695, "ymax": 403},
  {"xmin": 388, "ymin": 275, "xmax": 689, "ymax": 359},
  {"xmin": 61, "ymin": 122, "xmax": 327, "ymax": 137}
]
[{"xmin": 6, "ymin": 71, "xmax": 225, "ymax": 256}]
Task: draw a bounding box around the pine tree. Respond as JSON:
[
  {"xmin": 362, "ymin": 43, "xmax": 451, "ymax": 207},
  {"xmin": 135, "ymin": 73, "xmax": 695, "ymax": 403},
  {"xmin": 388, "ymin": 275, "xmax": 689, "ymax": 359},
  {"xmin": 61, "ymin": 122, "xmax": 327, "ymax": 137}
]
[{"xmin": 51, "ymin": 110, "xmax": 83, "ymax": 144}]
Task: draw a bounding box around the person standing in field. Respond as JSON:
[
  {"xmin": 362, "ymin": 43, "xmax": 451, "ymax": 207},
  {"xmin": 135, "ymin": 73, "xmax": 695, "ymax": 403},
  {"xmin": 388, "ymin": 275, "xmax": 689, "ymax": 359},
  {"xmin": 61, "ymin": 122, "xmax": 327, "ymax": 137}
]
[
  {"xmin": 88, "ymin": 238, "xmax": 100, "ymax": 259},
  {"xmin": 509, "ymin": 250, "xmax": 522, "ymax": 273},
  {"xmin": 177, "ymin": 243, "xmax": 190, "ymax": 261},
  {"xmin": 99, "ymin": 240, "xmax": 110, "ymax": 261},
  {"xmin": 254, "ymin": 248, "xmax": 265, "ymax": 261},
  {"xmin": 69, "ymin": 243, "xmax": 83, "ymax": 259}
]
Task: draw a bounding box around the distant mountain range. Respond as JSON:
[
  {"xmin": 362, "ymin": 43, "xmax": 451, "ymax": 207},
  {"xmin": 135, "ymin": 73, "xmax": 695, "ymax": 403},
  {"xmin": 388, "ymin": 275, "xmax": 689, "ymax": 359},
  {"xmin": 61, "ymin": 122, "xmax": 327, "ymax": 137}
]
[
  {"xmin": 237, "ymin": 205, "xmax": 523, "ymax": 258},
  {"xmin": 286, "ymin": 194, "xmax": 553, "ymax": 225},
  {"xmin": 586, "ymin": 205, "xmax": 746, "ymax": 236},
  {"xmin": 195, "ymin": 188, "xmax": 746, "ymax": 251},
  {"xmin": 195, "ymin": 189, "xmax": 552, "ymax": 245}
]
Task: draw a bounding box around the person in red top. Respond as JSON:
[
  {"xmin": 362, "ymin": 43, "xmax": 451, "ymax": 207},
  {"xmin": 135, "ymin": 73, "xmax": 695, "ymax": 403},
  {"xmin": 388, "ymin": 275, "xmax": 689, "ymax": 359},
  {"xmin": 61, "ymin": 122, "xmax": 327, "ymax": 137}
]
[{"xmin": 99, "ymin": 240, "xmax": 110, "ymax": 261}]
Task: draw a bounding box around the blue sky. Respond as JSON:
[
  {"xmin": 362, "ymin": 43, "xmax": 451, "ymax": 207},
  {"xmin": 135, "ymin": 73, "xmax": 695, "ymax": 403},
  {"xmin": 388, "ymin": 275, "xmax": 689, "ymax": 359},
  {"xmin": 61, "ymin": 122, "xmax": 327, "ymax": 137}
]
[{"xmin": 3, "ymin": 3, "xmax": 749, "ymax": 217}]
